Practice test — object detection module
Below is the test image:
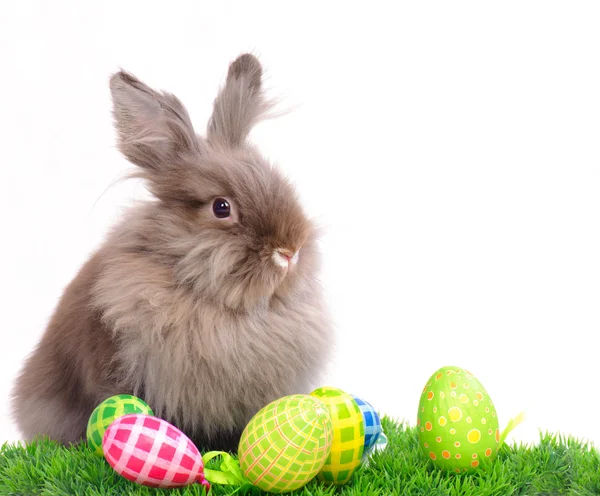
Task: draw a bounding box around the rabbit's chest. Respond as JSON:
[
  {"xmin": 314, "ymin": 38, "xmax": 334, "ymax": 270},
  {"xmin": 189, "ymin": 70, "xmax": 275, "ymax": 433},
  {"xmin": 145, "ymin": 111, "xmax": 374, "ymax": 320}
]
[
  {"xmin": 127, "ymin": 296, "xmax": 330, "ymax": 431},
  {"xmin": 171, "ymin": 301, "xmax": 325, "ymax": 381}
]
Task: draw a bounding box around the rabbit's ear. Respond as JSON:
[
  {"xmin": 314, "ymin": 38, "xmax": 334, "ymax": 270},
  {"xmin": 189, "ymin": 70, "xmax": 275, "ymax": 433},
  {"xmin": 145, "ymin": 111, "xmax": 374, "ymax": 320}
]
[
  {"xmin": 110, "ymin": 70, "xmax": 201, "ymax": 171},
  {"xmin": 207, "ymin": 54, "xmax": 272, "ymax": 148}
]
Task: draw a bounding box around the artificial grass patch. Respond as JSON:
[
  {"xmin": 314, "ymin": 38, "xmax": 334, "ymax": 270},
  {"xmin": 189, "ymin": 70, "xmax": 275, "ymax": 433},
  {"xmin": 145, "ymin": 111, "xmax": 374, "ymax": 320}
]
[{"xmin": 1, "ymin": 418, "xmax": 599, "ymax": 496}]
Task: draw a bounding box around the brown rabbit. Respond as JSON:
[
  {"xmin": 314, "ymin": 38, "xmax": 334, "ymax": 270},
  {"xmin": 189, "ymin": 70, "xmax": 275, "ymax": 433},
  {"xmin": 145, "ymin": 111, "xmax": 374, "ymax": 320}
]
[{"xmin": 11, "ymin": 54, "xmax": 333, "ymax": 452}]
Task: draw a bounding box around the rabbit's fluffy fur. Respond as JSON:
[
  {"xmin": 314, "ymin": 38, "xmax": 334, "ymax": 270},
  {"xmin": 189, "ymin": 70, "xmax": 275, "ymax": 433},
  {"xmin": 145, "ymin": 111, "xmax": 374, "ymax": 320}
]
[{"xmin": 12, "ymin": 54, "xmax": 333, "ymax": 452}]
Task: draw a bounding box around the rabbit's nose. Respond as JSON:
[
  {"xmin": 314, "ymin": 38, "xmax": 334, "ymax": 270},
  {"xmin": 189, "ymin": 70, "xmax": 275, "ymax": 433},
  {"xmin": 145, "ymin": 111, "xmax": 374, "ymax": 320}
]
[{"xmin": 272, "ymin": 248, "xmax": 299, "ymax": 268}]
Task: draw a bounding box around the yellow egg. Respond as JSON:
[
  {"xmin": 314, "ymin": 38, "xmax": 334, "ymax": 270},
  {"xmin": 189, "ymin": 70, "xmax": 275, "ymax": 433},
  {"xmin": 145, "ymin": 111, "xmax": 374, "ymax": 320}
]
[
  {"xmin": 311, "ymin": 387, "xmax": 364, "ymax": 485},
  {"xmin": 238, "ymin": 395, "xmax": 332, "ymax": 493}
]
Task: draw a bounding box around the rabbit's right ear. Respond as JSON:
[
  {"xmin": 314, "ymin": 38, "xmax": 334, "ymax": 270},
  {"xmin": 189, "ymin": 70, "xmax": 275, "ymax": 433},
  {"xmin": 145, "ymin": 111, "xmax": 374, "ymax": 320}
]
[
  {"xmin": 110, "ymin": 70, "xmax": 201, "ymax": 172},
  {"xmin": 207, "ymin": 54, "xmax": 272, "ymax": 148}
]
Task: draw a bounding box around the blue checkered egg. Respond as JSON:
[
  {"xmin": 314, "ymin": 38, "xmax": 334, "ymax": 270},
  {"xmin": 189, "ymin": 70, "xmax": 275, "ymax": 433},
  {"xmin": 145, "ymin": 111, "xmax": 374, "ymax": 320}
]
[{"xmin": 352, "ymin": 395, "xmax": 382, "ymax": 452}]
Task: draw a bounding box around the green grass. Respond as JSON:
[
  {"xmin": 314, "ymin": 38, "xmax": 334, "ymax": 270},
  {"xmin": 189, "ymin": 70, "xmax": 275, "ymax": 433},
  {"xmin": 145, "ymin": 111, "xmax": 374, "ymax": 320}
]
[{"xmin": 1, "ymin": 418, "xmax": 599, "ymax": 496}]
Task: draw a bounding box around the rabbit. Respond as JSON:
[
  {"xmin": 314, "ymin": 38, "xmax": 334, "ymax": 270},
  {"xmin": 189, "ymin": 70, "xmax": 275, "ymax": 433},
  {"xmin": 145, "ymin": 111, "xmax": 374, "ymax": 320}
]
[{"xmin": 11, "ymin": 54, "xmax": 333, "ymax": 453}]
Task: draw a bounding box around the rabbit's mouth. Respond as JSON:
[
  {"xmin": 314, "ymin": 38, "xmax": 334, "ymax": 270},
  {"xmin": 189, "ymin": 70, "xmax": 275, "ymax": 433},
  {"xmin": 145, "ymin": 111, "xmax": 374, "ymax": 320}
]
[{"xmin": 271, "ymin": 248, "xmax": 300, "ymax": 272}]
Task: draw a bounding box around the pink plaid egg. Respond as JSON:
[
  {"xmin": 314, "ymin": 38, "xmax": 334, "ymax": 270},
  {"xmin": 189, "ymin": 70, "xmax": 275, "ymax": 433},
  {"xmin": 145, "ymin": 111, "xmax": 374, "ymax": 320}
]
[{"xmin": 102, "ymin": 414, "xmax": 210, "ymax": 490}]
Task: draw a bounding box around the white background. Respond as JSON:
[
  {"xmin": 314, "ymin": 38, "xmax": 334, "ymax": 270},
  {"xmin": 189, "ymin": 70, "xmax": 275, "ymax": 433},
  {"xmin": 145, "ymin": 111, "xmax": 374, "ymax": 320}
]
[{"xmin": 1, "ymin": 1, "xmax": 599, "ymax": 449}]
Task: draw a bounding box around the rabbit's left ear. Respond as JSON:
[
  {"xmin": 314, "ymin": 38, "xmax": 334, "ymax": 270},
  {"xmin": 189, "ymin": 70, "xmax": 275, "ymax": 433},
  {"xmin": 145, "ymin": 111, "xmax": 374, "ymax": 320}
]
[
  {"xmin": 207, "ymin": 53, "xmax": 272, "ymax": 148},
  {"xmin": 110, "ymin": 70, "xmax": 201, "ymax": 172}
]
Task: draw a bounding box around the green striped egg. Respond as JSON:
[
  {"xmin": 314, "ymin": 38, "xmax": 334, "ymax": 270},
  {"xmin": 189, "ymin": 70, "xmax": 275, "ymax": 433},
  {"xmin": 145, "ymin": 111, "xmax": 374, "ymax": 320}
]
[
  {"xmin": 238, "ymin": 394, "xmax": 333, "ymax": 493},
  {"xmin": 311, "ymin": 387, "xmax": 365, "ymax": 485},
  {"xmin": 86, "ymin": 394, "xmax": 153, "ymax": 455},
  {"xmin": 417, "ymin": 366, "xmax": 500, "ymax": 472}
]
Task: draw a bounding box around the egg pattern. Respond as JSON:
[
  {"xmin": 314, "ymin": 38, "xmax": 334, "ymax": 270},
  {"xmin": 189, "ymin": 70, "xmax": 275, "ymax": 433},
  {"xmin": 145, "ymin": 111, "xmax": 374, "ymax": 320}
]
[
  {"xmin": 238, "ymin": 394, "xmax": 333, "ymax": 493},
  {"xmin": 311, "ymin": 387, "xmax": 365, "ymax": 485},
  {"xmin": 102, "ymin": 414, "xmax": 210, "ymax": 489},
  {"xmin": 417, "ymin": 366, "xmax": 499, "ymax": 472},
  {"xmin": 87, "ymin": 394, "xmax": 153, "ymax": 456}
]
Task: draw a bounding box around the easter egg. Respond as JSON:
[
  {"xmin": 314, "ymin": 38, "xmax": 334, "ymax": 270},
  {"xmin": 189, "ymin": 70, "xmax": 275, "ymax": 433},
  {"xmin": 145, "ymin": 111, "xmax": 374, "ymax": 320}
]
[
  {"xmin": 311, "ymin": 387, "xmax": 365, "ymax": 485},
  {"xmin": 417, "ymin": 366, "xmax": 500, "ymax": 472},
  {"xmin": 87, "ymin": 394, "xmax": 153, "ymax": 455},
  {"xmin": 102, "ymin": 414, "xmax": 210, "ymax": 490},
  {"xmin": 352, "ymin": 395, "xmax": 382, "ymax": 452},
  {"xmin": 238, "ymin": 394, "xmax": 332, "ymax": 493}
]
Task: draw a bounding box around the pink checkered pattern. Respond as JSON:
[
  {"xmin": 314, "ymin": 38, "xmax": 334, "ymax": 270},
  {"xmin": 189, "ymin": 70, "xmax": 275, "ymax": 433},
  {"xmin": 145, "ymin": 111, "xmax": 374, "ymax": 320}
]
[{"xmin": 102, "ymin": 414, "xmax": 210, "ymax": 490}]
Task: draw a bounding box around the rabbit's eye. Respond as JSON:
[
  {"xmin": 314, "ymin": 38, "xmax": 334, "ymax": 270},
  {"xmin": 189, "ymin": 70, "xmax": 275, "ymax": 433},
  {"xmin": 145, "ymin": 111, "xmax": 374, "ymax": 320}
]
[{"xmin": 212, "ymin": 198, "xmax": 231, "ymax": 219}]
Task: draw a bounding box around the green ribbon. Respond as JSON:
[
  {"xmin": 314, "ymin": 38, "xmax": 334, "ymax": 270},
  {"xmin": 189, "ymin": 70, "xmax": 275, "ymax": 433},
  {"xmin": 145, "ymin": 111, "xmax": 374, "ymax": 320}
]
[
  {"xmin": 202, "ymin": 451, "xmax": 252, "ymax": 488},
  {"xmin": 498, "ymin": 411, "xmax": 526, "ymax": 447}
]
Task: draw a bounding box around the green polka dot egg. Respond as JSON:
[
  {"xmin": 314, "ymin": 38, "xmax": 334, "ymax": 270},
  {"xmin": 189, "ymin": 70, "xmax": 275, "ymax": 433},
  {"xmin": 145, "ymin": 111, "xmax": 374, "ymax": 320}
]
[
  {"xmin": 238, "ymin": 394, "xmax": 333, "ymax": 493},
  {"xmin": 417, "ymin": 366, "xmax": 499, "ymax": 472},
  {"xmin": 311, "ymin": 387, "xmax": 365, "ymax": 485},
  {"xmin": 86, "ymin": 394, "xmax": 153, "ymax": 455}
]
